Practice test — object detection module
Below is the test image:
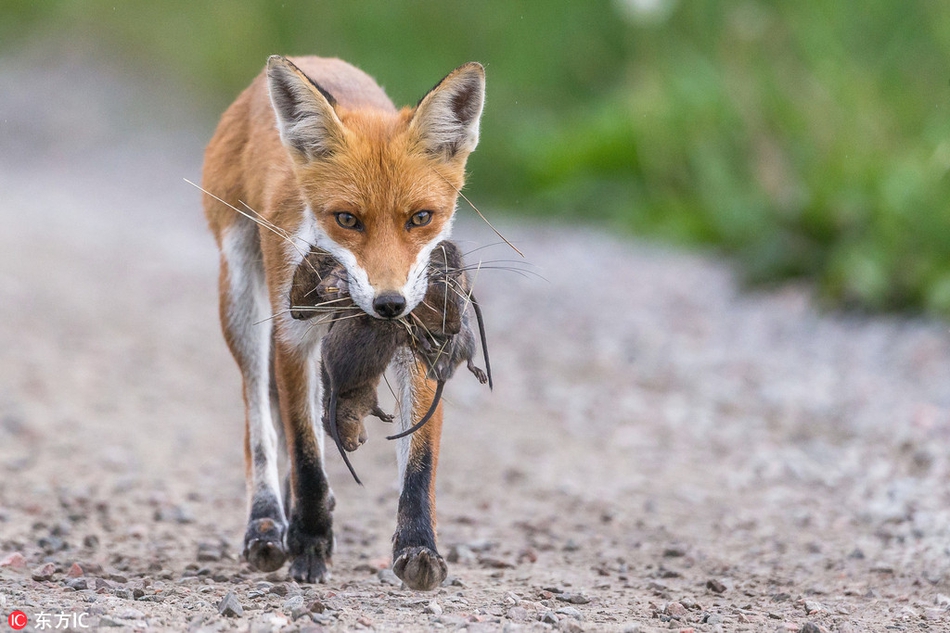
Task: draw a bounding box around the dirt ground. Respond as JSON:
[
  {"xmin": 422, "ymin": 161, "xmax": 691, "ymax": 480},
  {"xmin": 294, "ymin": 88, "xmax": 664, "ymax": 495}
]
[{"xmin": 3, "ymin": 49, "xmax": 950, "ymax": 633}]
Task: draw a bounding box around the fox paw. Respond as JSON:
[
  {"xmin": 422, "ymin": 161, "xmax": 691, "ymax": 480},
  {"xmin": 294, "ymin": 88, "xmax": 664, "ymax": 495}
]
[
  {"xmin": 393, "ymin": 546, "xmax": 447, "ymax": 591},
  {"xmin": 243, "ymin": 518, "xmax": 287, "ymax": 572}
]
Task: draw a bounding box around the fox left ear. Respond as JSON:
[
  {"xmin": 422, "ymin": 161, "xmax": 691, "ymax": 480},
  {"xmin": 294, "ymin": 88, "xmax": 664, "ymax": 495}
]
[{"xmin": 410, "ymin": 62, "xmax": 485, "ymax": 161}]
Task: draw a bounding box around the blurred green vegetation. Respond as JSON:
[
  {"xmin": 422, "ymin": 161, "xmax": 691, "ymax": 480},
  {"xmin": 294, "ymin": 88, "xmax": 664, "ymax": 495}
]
[{"xmin": 4, "ymin": 1, "xmax": 950, "ymax": 315}]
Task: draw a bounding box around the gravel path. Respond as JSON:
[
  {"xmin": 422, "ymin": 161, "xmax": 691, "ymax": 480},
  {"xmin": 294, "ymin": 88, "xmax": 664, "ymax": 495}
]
[{"xmin": 2, "ymin": 50, "xmax": 950, "ymax": 633}]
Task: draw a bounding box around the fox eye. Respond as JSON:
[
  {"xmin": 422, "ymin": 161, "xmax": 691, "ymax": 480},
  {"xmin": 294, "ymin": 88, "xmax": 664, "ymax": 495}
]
[
  {"xmin": 335, "ymin": 212, "xmax": 362, "ymax": 230},
  {"xmin": 408, "ymin": 210, "xmax": 433, "ymax": 228}
]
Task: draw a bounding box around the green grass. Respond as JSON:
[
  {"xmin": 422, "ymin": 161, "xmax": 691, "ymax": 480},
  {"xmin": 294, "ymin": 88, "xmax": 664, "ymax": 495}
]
[{"xmin": 5, "ymin": 1, "xmax": 950, "ymax": 315}]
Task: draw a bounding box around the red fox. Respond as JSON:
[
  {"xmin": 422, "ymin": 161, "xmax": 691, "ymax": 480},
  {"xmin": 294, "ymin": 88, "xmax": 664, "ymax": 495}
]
[{"xmin": 201, "ymin": 55, "xmax": 485, "ymax": 590}]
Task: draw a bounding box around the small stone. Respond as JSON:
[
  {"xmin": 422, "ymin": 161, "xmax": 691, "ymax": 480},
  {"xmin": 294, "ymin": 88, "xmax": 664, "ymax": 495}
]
[
  {"xmin": 98, "ymin": 616, "xmax": 125, "ymax": 627},
  {"xmin": 94, "ymin": 578, "xmax": 113, "ymax": 590},
  {"xmin": 66, "ymin": 578, "xmax": 88, "ymax": 590},
  {"xmin": 308, "ymin": 599, "xmax": 326, "ymax": 614},
  {"xmin": 442, "ymin": 575, "xmax": 464, "ymax": 587},
  {"xmin": 663, "ymin": 545, "xmax": 687, "ymax": 557},
  {"xmin": 378, "ymin": 568, "xmax": 401, "ymax": 586},
  {"xmin": 0, "ymin": 552, "xmax": 27, "ymax": 570},
  {"xmin": 479, "ymin": 555, "xmax": 515, "ymax": 569},
  {"xmin": 556, "ymin": 593, "xmax": 590, "ymax": 605},
  {"xmin": 83, "ymin": 534, "xmax": 100, "ymax": 549},
  {"xmin": 540, "ymin": 610, "xmax": 558, "ymax": 624},
  {"xmin": 67, "ymin": 563, "xmax": 84, "ymax": 578},
  {"xmin": 801, "ymin": 623, "xmax": 822, "ymax": 633},
  {"xmin": 116, "ymin": 608, "xmax": 145, "ymax": 620},
  {"xmin": 563, "ymin": 538, "xmax": 580, "ymax": 552},
  {"xmin": 423, "ymin": 600, "xmax": 442, "ymax": 616},
  {"xmin": 218, "ymin": 590, "xmax": 244, "ymax": 617},
  {"xmin": 556, "ymin": 606, "xmax": 583, "ymax": 620},
  {"xmin": 132, "ymin": 587, "xmax": 145, "ymax": 599},
  {"xmin": 153, "ymin": 504, "xmax": 194, "ymax": 523},
  {"xmin": 109, "ymin": 573, "xmax": 129, "ymax": 583},
  {"xmin": 270, "ymin": 582, "xmax": 290, "ymax": 596},
  {"xmin": 197, "ymin": 542, "xmax": 223, "ymax": 562},
  {"xmin": 705, "ymin": 614, "xmax": 724, "ymax": 625},
  {"xmin": 447, "ymin": 543, "xmax": 476, "ymax": 564},
  {"xmin": 560, "ymin": 620, "xmax": 584, "ymax": 633},
  {"xmin": 284, "ymin": 595, "xmax": 309, "ymax": 620},
  {"xmin": 114, "ymin": 588, "xmax": 131, "ymax": 599},
  {"xmin": 706, "ymin": 579, "xmax": 727, "ymax": 593},
  {"xmin": 665, "ymin": 602, "xmax": 688, "ymax": 618},
  {"xmin": 32, "ymin": 562, "xmax": 56, "ymax": 581},
  {"xmin": 517, "ymin": 547, "xmax": 539, "ymax": 564},
  {"xmin": 803, "ymin": 600, "xmax": 823, "ymax": 614},
  {"xmin": 507, "ymin": 606, "xmax": 529, "ymax": 621}
]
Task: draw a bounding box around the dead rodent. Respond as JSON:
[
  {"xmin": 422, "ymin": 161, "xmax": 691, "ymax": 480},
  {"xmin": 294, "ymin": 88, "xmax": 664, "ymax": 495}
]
[
  {"xmin": 387, "ymin": 240, "xmax": 492, "ymax": 441},
  {"xmin": 290, "ymin": 249, "xmax": 395, "ymax": 484},
  {"xmin": 290, "ymin": 242, "xmax": 491, "ymax": 483}
]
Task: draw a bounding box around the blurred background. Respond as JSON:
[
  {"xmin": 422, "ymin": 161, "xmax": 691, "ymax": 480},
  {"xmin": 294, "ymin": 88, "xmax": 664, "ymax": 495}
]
[{"xmin": 3, "ymin": 0, "xmax": 950, "ymax": 315}]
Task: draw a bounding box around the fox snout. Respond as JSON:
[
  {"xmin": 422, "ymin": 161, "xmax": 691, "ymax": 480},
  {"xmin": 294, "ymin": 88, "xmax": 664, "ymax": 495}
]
[{"xmin": 373, "ymin": 292, "xmax": 406, "ymax": 319}]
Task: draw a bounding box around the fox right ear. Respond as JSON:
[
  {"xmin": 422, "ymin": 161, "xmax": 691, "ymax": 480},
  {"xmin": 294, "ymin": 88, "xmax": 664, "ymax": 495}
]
[
  {"xmin": 411, "ymin": 62, "xmax": 485, "ymax": 161},
  {"xmin": 266, "ymin": 55, "xmax": 345, "ymax": 161}
]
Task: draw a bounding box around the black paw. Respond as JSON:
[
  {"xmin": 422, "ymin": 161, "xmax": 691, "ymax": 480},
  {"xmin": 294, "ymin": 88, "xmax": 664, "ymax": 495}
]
[
  {"xmin": 286, "ymin": 524, "xmax": 333, "ymax": 584},
  {"xmin": 392, "ymin": 546, "xmax": 447, "ymax": 591},
  {"xmin": 243, "ymin": 518, "xmax": 287, "ymax": 573}
]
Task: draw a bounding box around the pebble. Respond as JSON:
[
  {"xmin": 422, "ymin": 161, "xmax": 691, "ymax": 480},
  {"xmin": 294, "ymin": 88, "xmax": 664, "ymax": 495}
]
[
  {"xmin": 66, "ymin": 577, "xmax": 88, "ymax": 590},
  {"xmin": 706, "ymin": 579, "xmax": 727, "ymax": 593},
  {"xmin": 0, "ymin": 552, "xmax": 27, "ymax": 570},
  {"xmin": 665, "ymin": 601, "xmax": 688, "ymax": 618},
  {"xmin": 507, "ymin": 606, "xmax": 529, "ymax": 621},
  {"xmin": 801, "ymin": 623, "xmax": 822, "ymax": 633},
  {"xmin": 556, "ymin": 593, "xmax": 590, "ymax": 605},
  {"xmin": 478, "ymin": 555, "xmax": 515, "ymax": 569},
  {"xmin": 423, "ymin": 600, "xmax": 443, "ymax": 616},
  {"xmin": 31, "ymin": 562, "xmax": 56, "ymax": 581},
  {"xmin": 803, "ymin": 600, "xmax": 823, "ymax": 614},
  {"xmin": 153, "ymin": 504, "xmax": 194, "ymax": 523},
  {"xmin": 378, "ymin": 568, "xmax": 401, "ymax": 586},
  {"xmin": 197, "ymin": 541, "xmax": 223, "ymax": 562},
  {"xmin": 218, "ymin": 590, "xmax": 244, "ymax": 617},
  {"xmin": 447, "ymin": 543, "xmax": 476, "ymax": 564},
  {"xmin": 556, "ymin": 606, "xmax": 583, "ymax": 620},
  {"xmin": 270, "ymin": 582, "xmax": 290, "ymax": 596},
  {"xmin": 540, "ymin": 610, "xmax": 559, "ymax": 624},
  {"xmin": 560, "ymin": 620, "xmax": 584, "ymax": 633}
]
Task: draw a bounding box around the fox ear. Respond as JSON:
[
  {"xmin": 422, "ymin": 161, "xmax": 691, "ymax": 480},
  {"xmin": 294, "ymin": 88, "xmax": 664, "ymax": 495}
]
[
  {"xmin": 266, "ymin": 55, "xmax": 344, "ymax": 161},
  {"xmin": 411, "ymin": 62, "xmax": 485, "ymax": 160}
]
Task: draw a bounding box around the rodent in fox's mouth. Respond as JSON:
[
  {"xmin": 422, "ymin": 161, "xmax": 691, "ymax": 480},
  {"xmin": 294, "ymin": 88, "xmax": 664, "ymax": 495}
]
[{"xmin": 290, "ymin": 240, "xmax": 491, "ymax": 484}]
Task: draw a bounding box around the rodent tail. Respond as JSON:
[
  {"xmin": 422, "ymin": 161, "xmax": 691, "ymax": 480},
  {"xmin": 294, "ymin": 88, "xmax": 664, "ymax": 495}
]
[{"xmin": 386, "ymin": 380, "xmax": 445, "ymax": 440}]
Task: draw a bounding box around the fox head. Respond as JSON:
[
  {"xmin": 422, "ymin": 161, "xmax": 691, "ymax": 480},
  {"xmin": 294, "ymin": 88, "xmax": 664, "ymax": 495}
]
[{"xmin": 266, "ymin": 56, "xmax": 485, "ymax": 319}]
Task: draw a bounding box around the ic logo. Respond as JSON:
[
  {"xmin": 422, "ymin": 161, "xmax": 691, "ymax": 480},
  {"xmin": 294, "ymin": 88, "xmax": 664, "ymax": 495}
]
[{"xmin": 7, "ymin": 610, "xmax": 28, "ymax": 630}]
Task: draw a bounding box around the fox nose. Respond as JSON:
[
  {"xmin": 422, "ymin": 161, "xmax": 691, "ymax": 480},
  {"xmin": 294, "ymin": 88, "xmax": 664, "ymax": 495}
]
[{"xmin": 373, "ymin": 292, "xmax": 406, "ymax": 319}]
